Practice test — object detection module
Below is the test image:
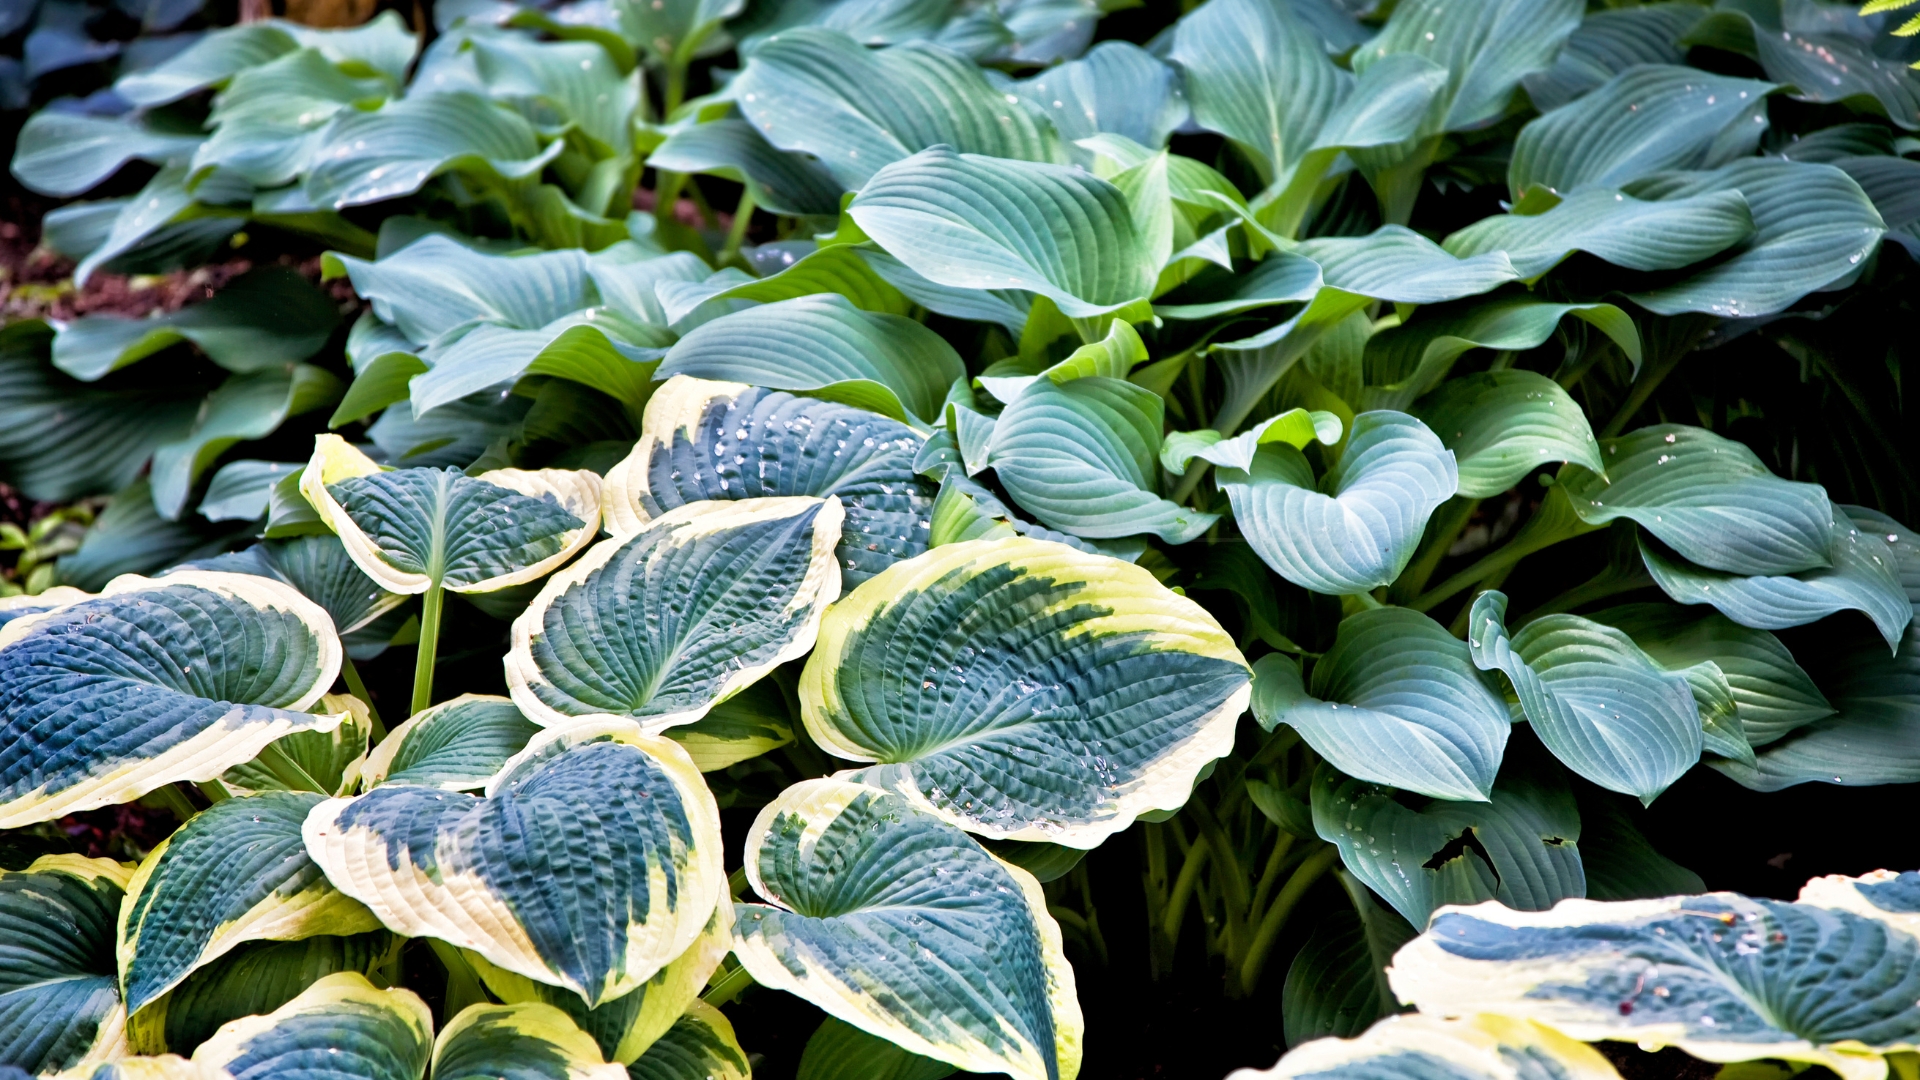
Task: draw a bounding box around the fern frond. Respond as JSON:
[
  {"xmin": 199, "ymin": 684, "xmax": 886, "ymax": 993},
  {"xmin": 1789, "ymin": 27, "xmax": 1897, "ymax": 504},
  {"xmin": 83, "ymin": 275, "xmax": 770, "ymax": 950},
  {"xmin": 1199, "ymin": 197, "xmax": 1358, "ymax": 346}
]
[{"xmin": 1859, "ymin": 0, "xmax": 1918, "ymax": 15}]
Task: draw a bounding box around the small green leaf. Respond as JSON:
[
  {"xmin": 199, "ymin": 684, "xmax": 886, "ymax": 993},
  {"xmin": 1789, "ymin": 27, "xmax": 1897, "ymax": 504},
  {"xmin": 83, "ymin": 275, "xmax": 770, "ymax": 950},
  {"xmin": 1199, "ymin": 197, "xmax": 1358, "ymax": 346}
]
[{"xmin": 1414, "ymin": 370, "xmax": 1603, "ymax": 498}]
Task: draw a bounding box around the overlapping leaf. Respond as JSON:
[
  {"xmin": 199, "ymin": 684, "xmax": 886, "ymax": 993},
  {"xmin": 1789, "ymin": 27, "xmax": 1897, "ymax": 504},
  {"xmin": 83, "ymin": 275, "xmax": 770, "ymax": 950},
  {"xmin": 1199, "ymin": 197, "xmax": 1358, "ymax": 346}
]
[
  {"xmin": 187, "ymin": 972, "xmax": 432, "ymax": 1080},
  {"xmin": 0, "ymin": 856, "xmax": 132, "ymax": 1076}
]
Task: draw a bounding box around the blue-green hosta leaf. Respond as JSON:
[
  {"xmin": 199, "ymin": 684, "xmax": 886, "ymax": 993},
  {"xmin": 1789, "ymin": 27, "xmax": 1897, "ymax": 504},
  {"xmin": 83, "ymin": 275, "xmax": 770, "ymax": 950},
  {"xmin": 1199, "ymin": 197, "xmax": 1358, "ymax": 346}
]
[
  {"xmin": 613, "ymin": 0, "xmax": 743, "ymax": 67},
  {"xmin": 301, "ymin": 435, "xmax": 602, "ymax": 595},
  {"xmin": 1311, "ymin": 752, "xmax": 1584, "ymax": 929},
  {"xmin": 604, "ymin": 376, "xmax": 933, "ymax": 589},
  {"xmin": 199, "ymin": 461, "xmax": 294, "ymax": 522},
  {"xmin": 186, "ymin": 972, "xmax": 431, "ymax": 1080},
  {"xmin": 0, "ymin": 571, "xmax": 342, "ymax": 829},
  {"xmin": 74, "ymin": 165, "xmax": 251, "ymax": 288},
  {"xmin": 149, "ymin": 366, "xmax": 343, "ymax": 521},
  {"xmin": 662, "ymin": 681, "xmax": 796, "ymax": 772},
  {"xmin": 1589, "ymin": 604, "xmax": 1832, "ymax": 748},
  {"xmin": 467, "ymin": 34, "xmax": 639, "ymax": 158},
  {"xmin": 1362, "ymin": 298, "xmax": 1639, "ymax": 412},
  {"xmin": 507, "ymin": 498, "xmax": 841, "ymax": 731},
  {"xmin": 1444, "ymin": 188, "xmax": 1754, "ymax": 280},
  {"xmin": 1800, "ymin": 869, "xmax": 1920, "ymax": 940},
  {"xmin": 0, "ymin": 856, "xmax": 132, "ymax": 1076},
  {"xmin": 729, "ymin": 29, "xmax": 1063, "ymax": 190},
  {"xmin": 249, "ymin": 534, "xmax": 407, "ymax": 638},
  {"xmin": 304, "ymin": 90, "xmax": 563, "ymax": 210},
  {"xmin": 1627, "ymin": 159, "xmax": 1886, "ymax": 318},
  {"xmin": 799, "ymin": 1016, "xmax": 958, "ymax": 1080},
  {"xmin": 1296, "ymin": 227, "xmax": 1522, "ymax": 305},
  {"xmin": 1521, "ymin": 3, "xmax": 1706, "ymax": 111},
  {"xmin": 1509, "ymin": 66, "xmax": 1777, "ymax": 196},
  {"xmin": 53, "ymin": 265, "xmax": 341, "ymax": 381},
  {"xmin": 115, "ymin": 14, "xmax": 416, "ymax": 106},
  {"xmin": 218, "ymin": 692, "xmax": 375, "ymax": 798},
  {"xmin": 799, "ymin": 538, "xmax": 1251, "ymax": 846},
  {"xmin": 1010, "ymin": 41, "xmax": 1187, "ymax": 153},
  {"xmin": 117, "ymin": 792, "xmax": 383, "ymax": 1019},
  {"xmin": 656, "ymin": 294, "xmax": 964, "ymax": 428},
  {"xmin": 1162, "ymin": 409, "xmax": 1343, "ymax": 476},
  {"xmin": 1641, "ymin": 510, "xmax": 1912, "ymax": 652},
  {"xmin": 1562, "ymin": 425, "xmax": 1834, "ymax": 576},
  {"xmin": 646, "ymin": 118, "xmax": 845, "ymax": 218},
  {"xmin": 466, "ymin": 904, "xmax": 732, "ymax": 1065},
  {"xmin": 1153, "ymin": 254, "xmax": 1325, "ymax": 322},
  {"xmin": 358, "ymin": 694, "xmax": 539, "ymax": 791},
  {"xmin": 1252, "ymin": 609, "xmax": 1510, "ymax": 801},
  {"xmin": 1413, "ymin": 371, "xmax": 1604, "ymax": 498},
  {"xmin": 306, "ymin": 726, "xmax": 724, "ymax": 1007},
  {"xmin": 1281, "ymin": 872, "xmax": 1418, "ymax": 1048},
  {"xmin": 193, "ymin": 48, "xmax": 393, "ymax": 188},
  {"xmin": 733, "ymin": 779, "xmax": 1083, "ymax": 1080},
  {"xmin": 325, "ymin": 236, "xmax": 593, "ymax": 348},
  {"xmin": 10, "ymin": 111, "xmax": 202, "ymax": 198},
  {"xmin": 1467, "ymin": 592, "xmax": 1704, "ymax": 803},
  {"xmin": 1705, "ymin": 4, "xmax": 1920, "ymax": 131},
  {"xmin": 430, "ymin": 1002, "xmax": 627, "ymax": 1079},
  {"xmin": 1227, "ymin": 1013, "xmax": 1624, "ymax": 1080},
  {"xmin": 676, "ymin": 243, "xmax": 910, "ymax": 317},
  {"xmin": 848, "ymin": 147, "xmax": 1154, "ymax": 322},
  {"xmin": 983, "ymin": 376, "xmax": 1218, "ymax": 544},
  {"xmin": 1221, "ymin": 411, "xmax": 1460, "ymax": 596},
  {"xmin": 407, "ymin": 314, "xmax": 661, "ymax": 418},
  {"xmin": 1168, "ymin": 0, "xmax": 1349, "ymax": 187},
  {"xmin": 1351, "ymin": 0, "xmax": 1583, "ymax": 134},
  {"xmin": 1389, "ymin": 893, "xmax": 1920, "ymax": 1080}
]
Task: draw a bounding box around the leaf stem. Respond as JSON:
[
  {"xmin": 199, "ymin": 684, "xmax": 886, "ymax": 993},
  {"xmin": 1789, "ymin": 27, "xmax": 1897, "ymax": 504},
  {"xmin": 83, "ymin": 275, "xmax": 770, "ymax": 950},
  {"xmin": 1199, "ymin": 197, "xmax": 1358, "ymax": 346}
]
[
  {"xmin": 258, "ymin": 741, "xmax": 326, "ymax": 794},
  {"xmin": 411, "ymin": 584, "xmax": 444, "ymax": 718},
  {"xmin": 341, "ymin": 657, "xmax": 385, "ymax": 742},
  {"xmin": 703, "ymin": 962, "xmax": 756, "ymax": 1007},
  {"xmin": 1160, "ymin": 825, "xmax": 1210, "ymax": 952},
  {"xmin": 1237, "ymin": 843, "xmax": 1339, "ymax": 995},
  {"xmin": 149, "ymin": 783, "xmax": 198, "ymax": 821},
  {"xmin": 719, "ymin": 187, "xmax": 756, "ymax": 267},
  {"xmin": 195, "ymin": 781, "xmax": 231, "ymax": 804},
  {"xmin": 1600, "ymin": 348, "xmax": 1686, "ymax": 439},
  {"xmin": 1389, "ymin": 496, "xmax": 1480, "ymax": 604}
]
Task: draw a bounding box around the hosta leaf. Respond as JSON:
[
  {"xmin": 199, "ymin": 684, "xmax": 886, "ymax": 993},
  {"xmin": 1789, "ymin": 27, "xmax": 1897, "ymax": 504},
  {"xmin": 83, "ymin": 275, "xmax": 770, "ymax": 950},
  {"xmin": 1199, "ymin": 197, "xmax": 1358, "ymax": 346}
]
[
  {"xmin": 217, "ymin": 691, "xmax": 373, "ymax": 797},
  {"xmin": 0, "ymin": 571, "xmax": 342, "ymax": 829},
  {"xmin": 1466, "ymin": 592, "xmax": 1704, "ymax": 803},
  {"xmin": 1311, "ymin": 749, "xmax": 1585, "ymax": 930},
  {"xmin": 430, "ymin": 1003, "xmax": 625, "ymax": 1080},
  {"xmin": 614, "ymin": 0, "xmax": 742, "ymax": 67},
  {"xmin": 800, "ymin": 537, "xmax": 1251, "ymax": 846},
  {"xmin": 200, "ymin": 461, "xmax": 295, "ymax": 522},
  {"xmin": 301, "ymin": 435, "xmax": 602, "ymax": 595},
  {"xmin": 467, "ymin": 34, "xmax": 638, "ymax": 157},
  {"xmin": 1352, "ymin": 0, "xmax": 1583, "ymax": 134},
  {"xmin": 149, "ymin": 366, "xmax": 343, "ymax": 521},
  {"xmin": 1444, "ymin": 188, "xmax": 1754, "ymax": 280},
  {"xmin": 1509, "ymin": 66, "xmax": 1776, "ymax": 196},
  {"xmin": 663, "ymin": 682, "xmax": 796, "ymax": 772},
  {"xmin": 358, "ymin": 694, "xmax": 539, "ymax": 791},
  {"xmin": 1221, "ymin": 411, "xmax": 1460, "ymax": 596},
  {"xmin": 305, "ymin": 727, "xmax": 724, "ymax": 1007},
  {"xmin": 243, "ymin": 535, "xmax": 406, "ymax": 638},
  {"xmin": 324, "ymin": 236, "xmax": 593, "ymax": 347},
  {"xmin": 10, "ymin": 111, "xmax": 202, "ymax": 198},
  {"xmin": 117, "ymin": 793, "xmax": 382, "ymax": 1019},
  {"xmin": 623, "ymin": 1001, "xmax": 751, "ymax": 1080},
  {"xmin": 1362, "ymin": 298, "xmax": 1639, "ymax": 412},
  {"xmin": 507, "ymin": 498, "xmax": 841, "ymax": 732},
  {"xmin": 1389, "ymin": 893, "xmax": 1920, "ymax": 1080},
  {"xmin": 679, "ymin": 243, "xmax": 909, "ymax": 317},
  {"xmin": 847, "ymin": 147, "xmax": 1155, "ymax": 321},
  {"xmin": 1413, "ymin": 371, "xmax": 1603, "ymax": 498},
  {"xmin": 605, "ymin": 376, "xmax": 934, "ymax": 589},
  {"xmin": 1640, "ymin": 510, "xmax": 1911, "ymax": 650},
  {"xmin": 1627, "ymin": 159, "xmax": 1886, "ymax": 318},
  {"xmin": 467, "ymin": 904, "xmax": 732, "ymax": 1065},
  {"xmin": 1521, "ymin": 3, "xmax": 1705, "ymax": 112},
  {"xmin": 187, "ymin": 972, "xmax": 431, "ymax": 1080},
  {"xmin": 1709, "ymin": 4, "xmax": 1920, "ymax": 131},
  {"xmin": 1228, "ymin": 1013, "xmax": 1622, "ymax": 1080},
  {"xmin": 1011, "ymin": 41, "xmax": 1187, "ymax": 152},
  {"xmin": 407, "ymin": 316, "xmax": 661, "ymax": 418},
  {"xmin": 1562, "ymin": 425, "xmax": 1834, "ymax": 576},
  {"xmin": 798, "ymin": 1015, "xmax": 957, "ymax": 1080},
  {"xmin": 647, "ymin": 118, "xmax": 845, "ymax": 219},
  {"xmin": 984, "ymin": 376, "xmax": 1219, "ymax": 544},
  {"xmin": 1589, "ymin": 604, "xmax": 1832, "ymax": 747},
  {"xmin": 1252, "ymin": 610, "xmax": 1510, "ymax": 801},
  {"xmin": 62, "ymin": 1056, "xmax": 231, "ymax": 1080},
  {"xmin": 51, "ymin": 263, "xmax": 337, "ymax": 374},
  {"xmin": 194, "ymin": 48, "xmax": 392, "ymax": 188},
  {"xmin": 1296, "ymin": 227, "xmax": 1522, "ymax": 304},
  {"xmin": 1168, "ymin": 0, "xmax": 1349, "ymax": 186},
  {"xmin": 304, "ymin": 90, "xmax": 562, "ymax": 210},
  {"xmin": 1154, "ymin": 255, "xmax": 1324, "ymax": 321},
  {"xmin": 1800, "ymin": 870, "xmax": 1920, "ymax": 939},
  {"xmin": 0, "ymin": 856, "xmax": 131, "ymax": 1076},
  {"xmin": 1577, "ymin": 793, "xmax": 1704, "ymax": 901},
  {"xmin": 1281, "ymin": 900, "xmax": 1401, "ymax": 1048},
  {"xmin": 656, "ymin": 294, "xmax": 963, "ymax": 428},
  {"xmin": 729, "ymin": 29, "xmax": 1062, "ymax": 190},
  {"xmin": 115, "ymin": 15, "xmax": 416, "ymax": 107},
  {"xmin": 733, "ymin": 779, "xmax": 1083, "ymax": 1080},
  {"xmin": 1162, "ymin": 409, "xmax": 1343, "ymax": 476},
  {"xmin": 74, "ymin": 165, "xmax": 251, "ymax": 287}
]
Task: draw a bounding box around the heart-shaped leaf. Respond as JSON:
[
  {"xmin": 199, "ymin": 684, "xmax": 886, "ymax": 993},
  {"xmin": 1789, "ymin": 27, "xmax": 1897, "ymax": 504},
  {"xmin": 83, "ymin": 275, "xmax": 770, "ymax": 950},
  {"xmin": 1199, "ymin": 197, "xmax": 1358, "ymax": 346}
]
[
  {"xmin": 732, "ymin": 779, "xmax": 1082, "ymax": 1080},
  {"xmin": 799, "ymin": 538, "xmax": 1251, "ymax": 846},
  {"xmin": 430, "ymin": 1002, "xmax": 626, "ymax": 1080},
  {"xmin": 1252, "ymin": 609, "xmax": 1511, "ymax": 801},
  {"xmin": 507, "ymin": 498, "xmax": 841, "ymax": 732},
  {"xmin": 1352, "ymin": 0, "xmax": 1584, "ymax": 135},
  {"xmin": 1011, "ymin": 41, "xmax": 1187, "ymax": 153},
  {"xmin": 0, "ymin": 571, "xmax": 342, "ymax": 828},
  {"xmin": 1235, "ymin": 1012, "xmax": 1630, "ymax": 1080},
  {"xmin": 1699, "ymin": 3, "xmax": 1920, "ymax": 131},
  {"xmin": 148, "ymin": 366, "xmax": 343, "ymax": 521},
  {"xmin": 53, "ymin": 266, "xmax": 340, "ymax": 383},
  {"xmin": 1800, "ymin": 870, "xmax": 1920, "ymax": 940},
  {"xmin": 193, "ymin": 48, "xmax": 394, "ymax": 188},
  {"xmin": 1467, "ymin": 591, "xmax": 1704, "ymax": 803},
  {"xmin": 605, "ymin": 376, "xmax": 934, "ymax": 590},
  {"xmin": 647, "ymin": 118, "xmax": 845, "ymax": 219},
  {"xmin": 1222, "ymin": 411, "xmax": 1460, "ymax": 595},
  {"xmin": 1413, "ymin": 371, "xmax": 1604, "ymax": 498},
  {"xmin": 1389, "ymin": 892, "xmax": 1920, "ymax": 1080},
  {"xmin": 1444, "ymin": 188, "xmax": 1754, "ymax": 280},
  {"xmin": 304, "ymin": 726, "xmax": 724, "ymax": 1007},
  {"xmin": 623, "ymin": 1001, "xmax": 752, "ymax": 1080},
  {"xmin": 0, "ymin": 855, "xmax": 132, "ymax": 1075},
  {"xmin": 304, "ymin": 90, "xmax": 562, "ymax": 210},
  {"xmin": 358, "ymin": 694, "xmax": 539, "ymax": 791},
  {"xmin": 302, "ymin": 434, "xmax": 602, "ymax": 596},
  {"xmin": 187, "ymin": 971, "xmax": 432, "ymax": 1080}
]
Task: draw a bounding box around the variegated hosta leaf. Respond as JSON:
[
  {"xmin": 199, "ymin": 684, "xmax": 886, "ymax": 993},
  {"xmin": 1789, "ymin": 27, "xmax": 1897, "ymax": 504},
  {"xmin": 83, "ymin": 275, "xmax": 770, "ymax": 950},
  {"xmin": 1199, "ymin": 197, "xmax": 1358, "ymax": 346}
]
[
  {"xmin": 1561, "ymin": 425, "xmax": 1834, "ymax": 576},
  {"xmin": 118, "ymin": 792, "xmax": 384, "ymax": 1019},
  {"xmin": 56, "ymin": 1054, "xmax": 232, "ymax": 1080},
  {"xmin": 605, "ymin": 376, "xmax": 934, "ymax": 590},
  {"xmin": 301, "ymin": 434, "xmax": 602, "ymax": 595},
  {"xmin": 1252, "ymin": 610, "xmax": 1511, "ymax": 802},
  {"xmin": 1467, "ymin": 592, "xmax": 1704, "ymax": 803},
  {"xmin": 1220, "ymin": 411, "xmax": 1460, "ymax": 596},
  {"xmin": 1389, "ymin": 893, "xmax": 1920, "ymax": 1080},
  {"xmin": 220, "ymin": 693, "xmax": 374, "ymax": 797},
  {"xmin": 357, "ymin": 694, "xmax": 540, "ymax": 791},
  {"xmin": 466, "ymin": 903, "xmax": 732, "ymax": 1065},
  {"xmin": 733, "ymin": 779, "xmax": 1084, "ymax": 1080},
  {"xmin": 1313, "ymin": 753, "xmax": 1586, "ymax": 929},
  {"xmin": 1226, "ymin": 1013, "xmax": 1622, "ymax": 1080},
  {"xmin": 799, "ymin": 538, "xmax": 1251, "ymax": 846},
  {"xmin": 1413, "ymin": 370, "xmax": 1604, "ymax": 498},
  {"xmin": 0, "ymin": 856, "xmax": 132, "ymax": 1076},
  {"xmin": 1800, "ymin": 870, "xmax": 1920, "ymax": 940},
  {"xmin": 0, "ymin": 571, "xmax": 343, "ymax": 829},
  {"xmin": 662, "ymin": 681, "xmax": 796, "ymax": 773},
  {"xmin": 188, "ymin": 972, "xmax": 431, "ymax": 1080},
  {"xmin": 304, "ymin": 726, "xmax": 724, "ymax": 1007},
  {"xmin": 430, "ymin": 1003, "xmax": 625, "ymax": 1080},
  {"xmin": 507, "ymin": 497, "xmax": 841, "ymax": 732},
  {"xmin": 624, "ymin": 1001, "xmax": 752, "ymax": 1080},
  {"xmin": 242, "ymin": 536, "xmax": 406, "ymax": 638}
]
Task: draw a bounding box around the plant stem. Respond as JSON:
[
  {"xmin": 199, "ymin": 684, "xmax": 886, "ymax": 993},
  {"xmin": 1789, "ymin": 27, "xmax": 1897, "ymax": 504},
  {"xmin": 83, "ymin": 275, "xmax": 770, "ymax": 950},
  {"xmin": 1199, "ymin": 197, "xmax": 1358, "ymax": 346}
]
[
  {"xmin": 703, "ymin": 962, "xmax": 756, "ymax": 1007},
  {"xmin": 1600, "ymin": 349, "xmax": 1685, "ymax": 439},
  {"xmin": 719, "ymin": 188, "xmax": 756, "ymax": 267},
  {"xmin": 195, "ymin": 781, "xmax": 231, "ymax": 804},
  {"xmin": 150, "ymin": 783, "xmax": 198, "ymax": 821},
  {"xmin": 340, "ymin": 658, "xmax": 385, "ymax": 742},
  {"xmin": 1237, "ymin": 844, "xmax": 1339, "ymax": 995},
  {"xmin": 1189, "ymin": 799, "xmax": 1251, "ymax": 959},
  {"xmin": 411, "ymin": 584, "xmax": 444, "ymax": 718},
  {"xmin": 1160, "ymin": 828, "xmax": 1210, "ymax": 950},
  {"xmin": 1169, "ymin": 459, "xmax": 1212, "ymax": 507},
  {"xmin": 664, "ymin": 61, "xmax": 688, "ymax": 116},
  {"xmin": 1388, "ymin": 496, "xmax": 1479, "ymax": 604},
  {"xmin": 259, "ymin": 741, "xmax": 326, "ymax": 794},
  {"xmin": 428, "ymin": 939, "xmax": 491, "ymax": 1017},
  {"xmin": 1409, "ymin": 489, "xmax": 1597, "ymax": 614},
  {"xmin": 1248, "ymin": 830, "xmax": 1296, "ymax": 918}
]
